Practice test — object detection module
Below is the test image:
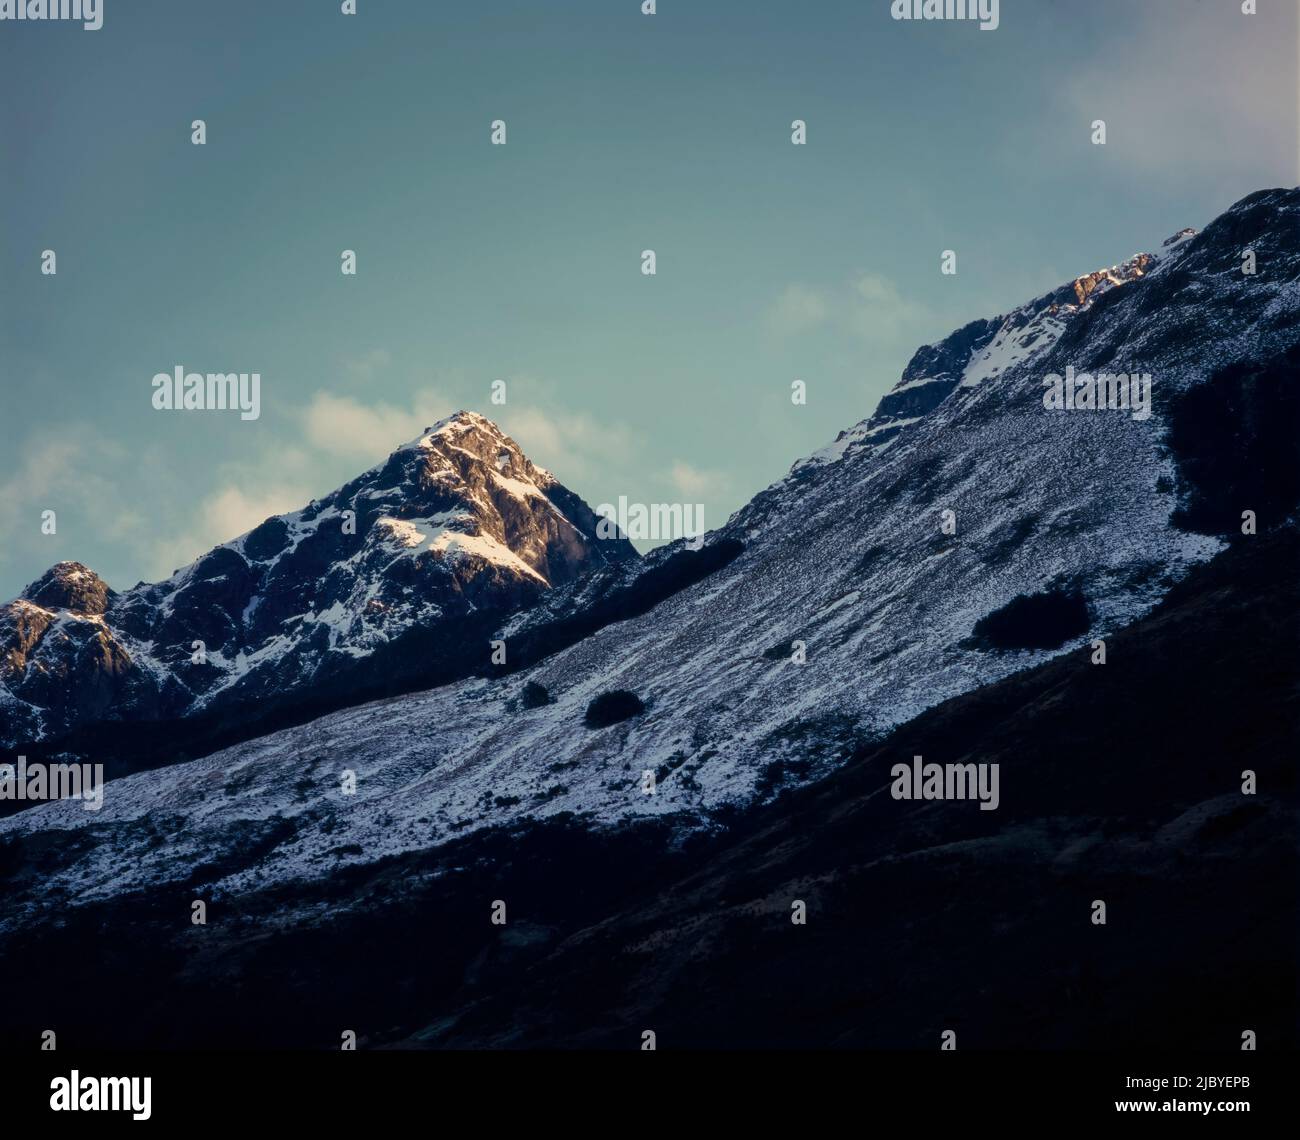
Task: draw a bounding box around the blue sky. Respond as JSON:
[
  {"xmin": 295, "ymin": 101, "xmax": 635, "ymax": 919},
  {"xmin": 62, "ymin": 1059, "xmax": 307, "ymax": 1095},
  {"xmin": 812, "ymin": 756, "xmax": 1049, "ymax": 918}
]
[{"xmin": 2, "ymin": 0, "xmax": 1296, "ymax": 599}]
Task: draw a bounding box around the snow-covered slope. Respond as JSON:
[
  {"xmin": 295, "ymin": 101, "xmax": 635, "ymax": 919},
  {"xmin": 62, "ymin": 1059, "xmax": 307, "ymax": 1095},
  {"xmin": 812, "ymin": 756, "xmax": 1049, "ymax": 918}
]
[{"xmin": 2, "ymin": 187, "xmax": 1297, "ymax": 926}]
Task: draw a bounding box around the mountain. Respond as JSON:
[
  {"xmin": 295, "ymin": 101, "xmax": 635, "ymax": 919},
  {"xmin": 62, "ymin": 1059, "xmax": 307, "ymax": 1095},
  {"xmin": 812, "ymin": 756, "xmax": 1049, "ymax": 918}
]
[
  {"xmin": 0, "ymin": 412, "xmax": 636, "ymax": 764},
  {"xmin": 1, "ymin": 187, "xmax": 1297, "ymax": 949},
  {"xmin": 5, "ymin": 523, "xmax": 1289, "ymax": 1048}
]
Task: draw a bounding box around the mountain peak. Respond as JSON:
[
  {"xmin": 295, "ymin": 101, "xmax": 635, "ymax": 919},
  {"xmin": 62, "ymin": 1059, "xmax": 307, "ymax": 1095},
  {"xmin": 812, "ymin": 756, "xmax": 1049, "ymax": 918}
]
[
  {"xmin": 417, "ymin": 408, "xmax": 497, "ymax": 436},
  {"xmin": 1071, "ymin": 251, "xmax": 1155, "ymax": 305},
  {"xmin": 409, "ymin": 410, "xmax": 509, "ymax": 451},
  {"xmin": 399, "ymin": 410, "xmax": 557, "ymax": 492},
  {"xmin": 1, "ymin": 407, "xmax": 636, "ymax": 751},
  {"xmin": 21, "ymin": 561, "xmax": 113, "ymax": 615},
  {"xmin": 431, "ymin": 408, "xmax": 499, "ymax": 431},
  {"xmin": 385, "ymin": 410, "xmax": 554, "ymax": 486}
]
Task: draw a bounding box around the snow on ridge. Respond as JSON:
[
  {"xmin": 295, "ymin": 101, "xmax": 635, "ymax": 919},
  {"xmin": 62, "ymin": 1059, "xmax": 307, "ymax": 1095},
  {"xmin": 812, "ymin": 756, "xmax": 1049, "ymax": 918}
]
[
  {"xmin": 789, "ymin": 222, "xmax": 1202, "ymax": 472},
  {"xmin": 490, "ymin": 470, "xmax": 547, "ymax": 501},
  {"xmin": 960, "ymin": 309, "xmax": 1065, "ymax": 389},
  {"xmin": 373, "ymin": 512, "xmax": 549, "ymax": 584},
  {"xmin": 375, "ymin": 518, "xmax": 428, "ymax": 549},
  {"xmin": 889, "ymin": 374, "xmax": 950, "ymax": 397},
  {"xmin": 413, "ymin": 409, "xmax": 504, "ymax": 451},
  {"xmin": 801, "ymin": 426, "xmax": 870, "ymax": 468},
  {"xmin": 431, "ymin": 531, "xmax": 550, "ymax": 584},
  {"xmin": 6, "ymin": 598, "xmax": 56, "ymax": 618}
]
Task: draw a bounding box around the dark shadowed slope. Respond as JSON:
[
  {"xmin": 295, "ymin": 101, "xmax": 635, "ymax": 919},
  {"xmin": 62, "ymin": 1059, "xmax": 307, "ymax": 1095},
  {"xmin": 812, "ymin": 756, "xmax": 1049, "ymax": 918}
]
[{"xmin": 420, "ymin": 525, "xmax": 1299, "ymax": 1049}]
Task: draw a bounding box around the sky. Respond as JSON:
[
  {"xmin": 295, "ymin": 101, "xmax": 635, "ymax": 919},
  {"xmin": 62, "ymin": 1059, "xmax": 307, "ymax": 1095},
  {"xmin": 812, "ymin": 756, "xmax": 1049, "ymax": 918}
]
[{"xmin": 1, "ymin": 0, "xmax": 1297, "ymax": 600}]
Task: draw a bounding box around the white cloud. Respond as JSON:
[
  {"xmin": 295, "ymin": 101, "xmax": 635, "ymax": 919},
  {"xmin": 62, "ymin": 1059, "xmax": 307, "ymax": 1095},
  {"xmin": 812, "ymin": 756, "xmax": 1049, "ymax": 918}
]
[
  {"xmin": 301, "ymin": 388, "xmax": 453, "ymax": 464},
  {"xmin": 0, "ymin": 431, "xmax": 130, "ymax": 579},
  {"xmin": 0, "ymin": 438, "xmax": 80, "ymax": 531},
  {"xmin": 1056, "ymin": 3, "xmax": 1298, "ymax": 191},
  {"xmin": 471, "ymin": 374, "xmax": 636, "ymax": 485},
  {"xmin": 765, "ymin": 283, "xmax": 832, "ymax": 337},
  {"xmin": 146, "ymin": 484, "xmax": 310, "ymax": 580},
  {"xmin": 668, "ymin": 460, "xmax": 726, "ymax": 499},
  {"xmin": 845, "ymin": 273, "xmax": 928, "ymax": 341},
  {"xmin": 765, "ymin": 273, "xmax": 930, "ymax": 346},
  {"xmin": 344, "ymin": 348, "xmax": 393, "ymax": 382}
]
